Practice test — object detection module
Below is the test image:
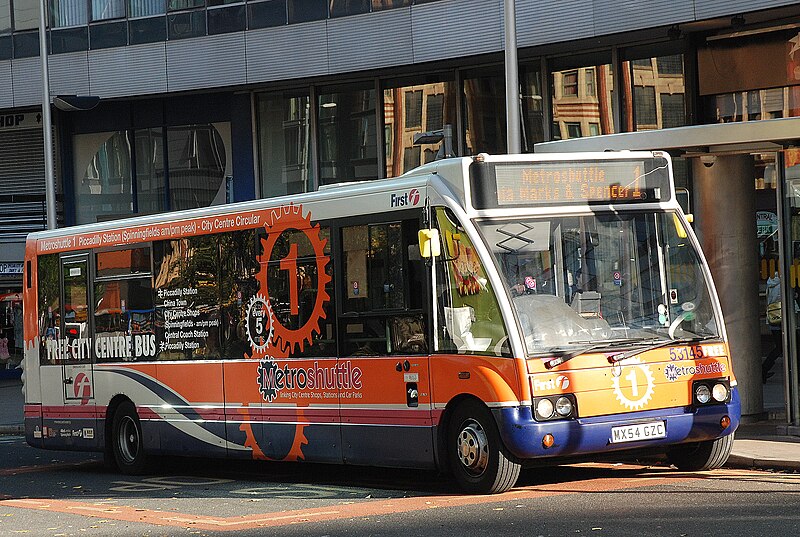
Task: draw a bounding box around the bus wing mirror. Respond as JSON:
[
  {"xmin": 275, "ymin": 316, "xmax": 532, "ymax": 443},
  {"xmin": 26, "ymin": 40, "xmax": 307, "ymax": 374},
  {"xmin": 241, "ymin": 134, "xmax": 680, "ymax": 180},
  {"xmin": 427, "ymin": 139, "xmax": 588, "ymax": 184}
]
[
  {"xmin": 673, "ymin": 213, "xmax": 689, "ymax": 239},
  {"xmin": 418, "ymin": 228, "xmax": 441, "ymax": 258}
]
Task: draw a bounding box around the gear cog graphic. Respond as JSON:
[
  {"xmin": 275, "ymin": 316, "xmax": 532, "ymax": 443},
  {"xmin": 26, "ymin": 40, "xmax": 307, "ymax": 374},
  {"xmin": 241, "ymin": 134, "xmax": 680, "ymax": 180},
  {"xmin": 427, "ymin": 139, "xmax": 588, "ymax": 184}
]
[
  {"xmin": 257, "ymin": 357, "xmax": 280, "ymax": 402},
  {"xmin": 245, "ymin": 294, "xmax": 274, "ymax": 354},
  {"xmin": 612, "ymin": 356, "xmax": 655, "ymax": 411},
  {"xmin": 259, "ymin": 203, "xmax": 331, "ymax": 356}
]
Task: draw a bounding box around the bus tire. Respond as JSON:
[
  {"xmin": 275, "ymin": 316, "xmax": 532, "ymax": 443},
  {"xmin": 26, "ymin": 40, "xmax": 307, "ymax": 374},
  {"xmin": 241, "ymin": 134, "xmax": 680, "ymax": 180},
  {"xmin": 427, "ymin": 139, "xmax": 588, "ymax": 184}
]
[
  {"xmin": 448, "ymin": 400, "xmax": 521, "ymax": 494},
  {"xmin": 111, "ymin": 401, "xmax": 149, "ymax": 475},
  {"xmin": 666, "ymin": 433, "xmax": 734, "ymax": 471}
]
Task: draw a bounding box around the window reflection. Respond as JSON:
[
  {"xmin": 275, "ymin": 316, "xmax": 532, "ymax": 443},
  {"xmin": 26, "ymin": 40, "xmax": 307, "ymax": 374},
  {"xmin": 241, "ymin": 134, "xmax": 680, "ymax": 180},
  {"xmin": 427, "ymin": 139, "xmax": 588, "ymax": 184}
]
[
  {"xmin": 73, "ymin": 131, "xmax": 133, "ymax": 224},
  {"xmin": 706, "ymin": 87, "xmax": 800, "ymax": 123},
  {"xmin": 383, "ymin": 80, "xmax": 456, "ymax": 176},
  {"xmin": 1, "ymin": 0, "xmax": 12, "ymax": 33},
  {"xmin": 168, "ymin": 124, "xmax": 227, "ymax": 211},
  {"xmin": 551, "ymin": 64, "xmax": 615, "ymax": 140},
  {"xmin": 463, "ymin": 72, "xmax": 506, "ymax": 154},
  {"xmin": 73, "ymin": 123, "xmax": 229, "ymax": 222},
  {"xmin": 623, "ymin": 54, "xmax": 686, "ymax": 131},
  {"xmin": 318, "ymin": 86, "xmax": 377, "ymax": 184},
  {"xmin": 257, "ymin": 92, "xmax": 313, "ymax": 198}
]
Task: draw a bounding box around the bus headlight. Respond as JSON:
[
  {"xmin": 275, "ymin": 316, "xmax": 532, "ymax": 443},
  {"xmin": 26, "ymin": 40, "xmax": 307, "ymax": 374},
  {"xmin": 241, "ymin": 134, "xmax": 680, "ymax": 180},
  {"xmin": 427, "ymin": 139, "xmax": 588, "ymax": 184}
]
[
  {"xmin": 695, "ymin": 384, "xmax": 711, "ymax": 404},
  {"xmin": 536, "ymin": 398, "xmax": 554, "ymax": 420},
  {"xmin": 712, "ymin": 383, "xmax": 729, "ymax": 402},
  {"xmin": 555, "ymin": 396, "xmax": 573, "ymax": 417},
  {"xmin": 534, "ymin": 394, "xmax": 577, "ymax": 421},
  {"xmin": 692, "ymin": 379, "xmax": 731, "ymax": 406}
]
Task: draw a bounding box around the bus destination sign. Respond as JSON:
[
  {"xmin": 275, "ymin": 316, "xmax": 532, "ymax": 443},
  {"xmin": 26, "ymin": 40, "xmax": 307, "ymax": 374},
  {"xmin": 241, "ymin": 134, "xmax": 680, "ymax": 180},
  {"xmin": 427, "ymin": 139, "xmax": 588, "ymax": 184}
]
[{"xmin": 471, "ymin": 158, "xmax": 671, "ymax": 209}]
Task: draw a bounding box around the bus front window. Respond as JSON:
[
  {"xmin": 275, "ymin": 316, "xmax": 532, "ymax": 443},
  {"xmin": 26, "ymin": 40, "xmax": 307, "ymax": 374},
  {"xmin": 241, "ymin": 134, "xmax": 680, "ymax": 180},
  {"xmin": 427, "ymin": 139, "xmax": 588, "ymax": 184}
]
[{"xmin": 476, "ymin": 212, "xmax": 719, "ymax": 355}]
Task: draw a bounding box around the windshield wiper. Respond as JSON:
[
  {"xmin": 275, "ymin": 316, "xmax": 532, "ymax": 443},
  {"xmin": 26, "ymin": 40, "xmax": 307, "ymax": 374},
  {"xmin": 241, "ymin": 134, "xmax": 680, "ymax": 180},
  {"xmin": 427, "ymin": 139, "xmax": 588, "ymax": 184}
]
[
  {"xmin": 606, "ymin": 335, "xmax": 717, "ymax": 364},
  {"xmin": 544, "ymin": 334, "xmax": 717, "ymax": 369},
  {"xmin": 544, "ymin": 338, "xmax": 648, "ymax": 370}
]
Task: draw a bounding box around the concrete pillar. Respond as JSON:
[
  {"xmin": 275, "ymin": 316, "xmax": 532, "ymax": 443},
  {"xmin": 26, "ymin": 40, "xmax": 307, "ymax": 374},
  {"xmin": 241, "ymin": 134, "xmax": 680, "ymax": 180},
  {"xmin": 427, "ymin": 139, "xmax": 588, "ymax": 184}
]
[{"xmin": 693, "ymin": 154, "xmax": 763, "ymax": 417}]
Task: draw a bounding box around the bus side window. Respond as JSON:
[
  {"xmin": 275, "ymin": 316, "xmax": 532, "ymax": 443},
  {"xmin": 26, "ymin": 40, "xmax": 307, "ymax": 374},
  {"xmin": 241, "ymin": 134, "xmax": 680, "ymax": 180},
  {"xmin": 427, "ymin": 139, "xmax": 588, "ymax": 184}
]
[
  {"xmin": 265, "ymin": 225, "xmax": 336, "ymax": 358},
  {"xmin": 94, "ymin": 246, "xmax": 155, "ymax": 363},
  {"xmin": 153, "ymin": 237, "xmax": 221, "ymax": 361},
  {"xmin": 339, "ymin": 219, "xmax": 427, "ymax": 356},
  {"xmin": 434, "ymin": 207, "xmax": 510, "ymax": 357},
  {"xmin": 37, "ymin": 254, "xmax": 61, "ymax": 365},
  {"xmin": 219, "ymin": 230, "xmax": 261, "ymax": 359}
]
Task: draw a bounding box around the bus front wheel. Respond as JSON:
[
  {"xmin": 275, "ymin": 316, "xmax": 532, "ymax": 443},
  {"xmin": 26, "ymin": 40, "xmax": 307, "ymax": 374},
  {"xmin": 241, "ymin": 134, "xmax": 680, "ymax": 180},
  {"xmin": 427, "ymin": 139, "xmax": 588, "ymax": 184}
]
[
  {"xmin": 448, "ymin": 400, "xmax": 521, "ymax": 494},
  {"xmin": 666, "ymin": 433, "xmax": 734, "ymax": 471},
  {"xmin": 111, "ymin": 401, "xmax": 149, "ymax": 475}
]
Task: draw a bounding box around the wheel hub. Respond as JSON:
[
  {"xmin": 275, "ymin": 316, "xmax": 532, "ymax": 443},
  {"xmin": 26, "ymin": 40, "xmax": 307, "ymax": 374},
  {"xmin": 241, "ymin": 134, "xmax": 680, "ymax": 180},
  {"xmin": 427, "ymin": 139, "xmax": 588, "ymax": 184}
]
[{"xmin": 456, "ymin": 421, "xmax": 489, "ymax": 476}]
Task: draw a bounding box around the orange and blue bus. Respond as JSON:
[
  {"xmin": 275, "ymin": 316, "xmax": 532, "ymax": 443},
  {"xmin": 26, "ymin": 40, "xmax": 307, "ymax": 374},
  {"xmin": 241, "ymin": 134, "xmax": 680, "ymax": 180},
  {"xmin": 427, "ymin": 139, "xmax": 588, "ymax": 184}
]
[{"xmin": 22, "ymin": 151, "xmax": 739, "ymax": 493}]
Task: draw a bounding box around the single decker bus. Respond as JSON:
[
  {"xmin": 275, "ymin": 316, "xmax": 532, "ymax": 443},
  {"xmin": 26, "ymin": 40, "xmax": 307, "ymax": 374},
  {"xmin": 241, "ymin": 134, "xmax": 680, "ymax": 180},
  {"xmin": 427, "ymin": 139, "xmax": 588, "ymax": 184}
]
[{"xmin": 22, "ymin": 151, "xmax": 740, "ymax": 494}]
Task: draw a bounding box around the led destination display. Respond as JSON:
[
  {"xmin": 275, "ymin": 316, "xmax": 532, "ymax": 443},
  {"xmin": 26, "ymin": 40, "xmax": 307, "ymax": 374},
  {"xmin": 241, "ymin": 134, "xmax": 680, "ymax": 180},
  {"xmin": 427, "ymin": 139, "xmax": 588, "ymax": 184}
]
[{"xmin": 470, "ymin": 158, "xmax": 671, "ymax": 209}]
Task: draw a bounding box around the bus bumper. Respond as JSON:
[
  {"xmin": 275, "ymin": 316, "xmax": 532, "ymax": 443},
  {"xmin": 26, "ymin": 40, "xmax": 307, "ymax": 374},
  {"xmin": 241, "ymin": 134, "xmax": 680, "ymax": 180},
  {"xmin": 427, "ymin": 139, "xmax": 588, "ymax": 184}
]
[{"xmin": 493, "ymin": 387, "xmax": 741, "ymax": 461}]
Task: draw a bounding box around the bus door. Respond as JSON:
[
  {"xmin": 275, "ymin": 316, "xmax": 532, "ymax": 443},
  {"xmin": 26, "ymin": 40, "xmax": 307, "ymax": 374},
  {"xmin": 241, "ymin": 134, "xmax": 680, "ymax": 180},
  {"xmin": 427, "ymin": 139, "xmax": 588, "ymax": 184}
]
[
  {"xmin": 52, "ymin": 254, "xmax": 98, "ymax": 448},
  {"xmin": 61, "ymin": 255, "xmax": 94, "ymax": 404},
  {"xmin": 338, "ymin": 219, "xmax": 434, "ymax": 468}
]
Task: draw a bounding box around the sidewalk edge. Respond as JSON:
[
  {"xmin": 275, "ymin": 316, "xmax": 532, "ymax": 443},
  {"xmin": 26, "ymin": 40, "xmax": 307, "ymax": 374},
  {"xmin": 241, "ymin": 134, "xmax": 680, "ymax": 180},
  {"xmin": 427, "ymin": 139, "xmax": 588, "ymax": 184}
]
[
  {"xmin": 0, "ymin": 425, "xmax": 23, "ymax": 435},
  {"xmin": 726, "ymin": 454, "xmax": 800, "ymax": 472}
]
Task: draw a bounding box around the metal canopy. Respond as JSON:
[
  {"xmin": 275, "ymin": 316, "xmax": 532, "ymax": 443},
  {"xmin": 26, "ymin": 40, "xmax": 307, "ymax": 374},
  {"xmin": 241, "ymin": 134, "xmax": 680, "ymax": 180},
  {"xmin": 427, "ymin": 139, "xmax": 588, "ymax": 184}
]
[{"xmin": 534, "ymin": 117, "xmax": 800, "ymax": 155}]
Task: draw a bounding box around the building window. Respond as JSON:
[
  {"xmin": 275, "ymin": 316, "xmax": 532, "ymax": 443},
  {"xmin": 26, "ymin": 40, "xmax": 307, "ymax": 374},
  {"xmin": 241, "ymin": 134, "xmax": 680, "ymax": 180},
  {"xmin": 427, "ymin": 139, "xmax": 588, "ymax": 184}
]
[
  {"xmin": 129, "ymin": 0, "xmax": 166, "ymax": 17},
  {"xmin": 73, "ymin": 123, "xmax": 229, "ymax": 224},
  {"xmin": 660, "ymin": 93, "xmax": 685, "ymax": 129},
  {"xmin": 330, "ymin": 0, "xmax": 369, "ymax": 17},
  {"xmin": 133, "ymin": 127, "xmax": 166, "ymax": 215},
  {"xmin": 561, "ymin": 70, "xmax": 578, "ymax": 97},
  {"xmin": 288, "ymin": 0, "xmax": 326, "ymax": 23},
  {"xmin": 463, "ymin": 71, "xmax": 506, "ymax": 154},
  {"xmin": 1, "ymin": 0, "xmax": 12, "ymax": 33},
  {"xmin": 257, "ymin": 92, "xmax": 313, "ymax": 198},
  {"xmin": 634, "ymin": 86, "xmax": 657, "ymax": 127},
  {"xmin": 168, "ymin": 0, "xmax": 204, "ymax": 10},
  {"xmin": 402, "ymin": 145, "xmax": 420, "ymax": 172},
  {"xmin": 12, "ymin": 0, "xmax": 39, "ymax": 31},
  {"xmin": 585, "ymin": 68, "xmax": 595, "ymax": 97},
  {"xmin": 207, "ymin": 5, "xmax": 246, "ymax": 34},
  {"xmin": 73, "ymin": 131, "xmax": 134, "ymax": 225},
  {"xmin": 404, "ymin": 90, "xmax": 422, "ymax": 129},
  {"xmin": 371, "ymin": 0, "xmax": 410, "ymax": 10},
  {"xmin": 656, "ymin": 55, "xmax": 683, "ymax": 75},
  {"xmin": 318, "ymin": 86, "xmax": 377, "ymax": 185},
  {"xmin": 624, "ymin": 54, "xmax": 686, "ymax": 131},
  {"xmin": 51, "ymin": 0, "xmax": 88, "ymax": 27},
  {"xmin": 168, "ymin": 125, "xmax": 228, "ymax": 211},
  {"xmin": 248, "ymin": 0, "xmax": 287, "ymax": 28},
  {"xmin": 425, "ymin": 93, "xmax": 444, "ymax": 131},
  {"xmin": 167, "ymin": 10, "xmax": 206, "ymax": 39},
  {"xmin": 520, "ymin": 66, "xmax": 544, "ymax": 150},
  {"xmin": 92, "ymin": 0, "xmax": 126, "ymax": 21},
  {"xmin": 551, "ymin": 62, "xmax": 615, "ymax": 138},
  {"xmin": 566, "ymin": 122, "xmax": 581, "ymax": 138},
  {"xmin": 129, "ymin": 15, "xmax": 166, "ymax": 44},
  {"xmin": 383, "ymin": 79, "xmax": 456, "ymax": 176}
]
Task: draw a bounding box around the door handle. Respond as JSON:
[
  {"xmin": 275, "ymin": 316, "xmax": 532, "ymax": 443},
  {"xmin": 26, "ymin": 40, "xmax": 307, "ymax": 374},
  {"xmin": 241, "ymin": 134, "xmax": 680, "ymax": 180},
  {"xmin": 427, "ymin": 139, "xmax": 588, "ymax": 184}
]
[{"xmin": 64, "ymin": 377, "xmax": 73, "ymax": 385}]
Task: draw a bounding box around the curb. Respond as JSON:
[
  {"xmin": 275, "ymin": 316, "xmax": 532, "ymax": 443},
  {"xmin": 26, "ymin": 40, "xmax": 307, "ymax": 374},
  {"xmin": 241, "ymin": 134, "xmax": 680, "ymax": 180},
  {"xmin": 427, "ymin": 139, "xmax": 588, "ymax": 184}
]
[
  {"xmin": 725, "ymin": 454, "xmax": 800, "ymax": 472},
  {"xmin": 0, "ymin": 425, "xmax": 23, "ymax": 435}
]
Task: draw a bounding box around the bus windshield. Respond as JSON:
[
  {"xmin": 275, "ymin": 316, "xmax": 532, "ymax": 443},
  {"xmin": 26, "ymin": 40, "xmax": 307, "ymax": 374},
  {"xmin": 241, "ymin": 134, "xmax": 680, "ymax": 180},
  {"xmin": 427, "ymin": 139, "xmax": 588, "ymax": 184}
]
[{"xmin": 476, "ymin": 211, "xmax": 719, "ymax": 355}]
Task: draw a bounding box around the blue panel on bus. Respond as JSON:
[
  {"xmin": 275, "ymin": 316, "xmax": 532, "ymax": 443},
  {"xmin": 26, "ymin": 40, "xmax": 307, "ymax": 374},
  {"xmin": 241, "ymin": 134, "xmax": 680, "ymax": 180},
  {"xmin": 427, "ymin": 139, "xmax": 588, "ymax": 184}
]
[{"xmin": 493, "ymin": 387, "xmax": 741, "ymax": 460}]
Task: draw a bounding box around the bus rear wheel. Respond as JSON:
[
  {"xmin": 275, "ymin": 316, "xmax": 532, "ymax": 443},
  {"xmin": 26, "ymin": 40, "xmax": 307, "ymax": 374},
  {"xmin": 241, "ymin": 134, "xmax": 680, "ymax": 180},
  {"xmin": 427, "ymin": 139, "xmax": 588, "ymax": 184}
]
[
  {"xmin": 666, "ymin": 433, "xmax": 734, "ymax": 471},
  {"xmin": 448, "ymin": 400, "xmax": 521, "ymax": 494},
  {"xmin": 111, "ymin": 401, "xmax": 149, "ymax": 475}
]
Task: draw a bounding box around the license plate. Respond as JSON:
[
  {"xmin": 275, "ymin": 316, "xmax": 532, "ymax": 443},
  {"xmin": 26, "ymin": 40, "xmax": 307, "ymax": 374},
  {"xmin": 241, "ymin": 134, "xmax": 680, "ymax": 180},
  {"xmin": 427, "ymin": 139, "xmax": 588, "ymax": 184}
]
[{"xmin": 610, "ymin": 421, "xmax": 666, "ymax": 444}]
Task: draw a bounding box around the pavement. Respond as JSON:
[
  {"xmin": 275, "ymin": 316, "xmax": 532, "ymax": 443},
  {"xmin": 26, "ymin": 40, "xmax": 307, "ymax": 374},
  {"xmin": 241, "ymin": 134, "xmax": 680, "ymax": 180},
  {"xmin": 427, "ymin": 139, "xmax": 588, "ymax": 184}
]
[{"xmin": 2, "ymin": 377, "xmax": 800, "ymax": 473}]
